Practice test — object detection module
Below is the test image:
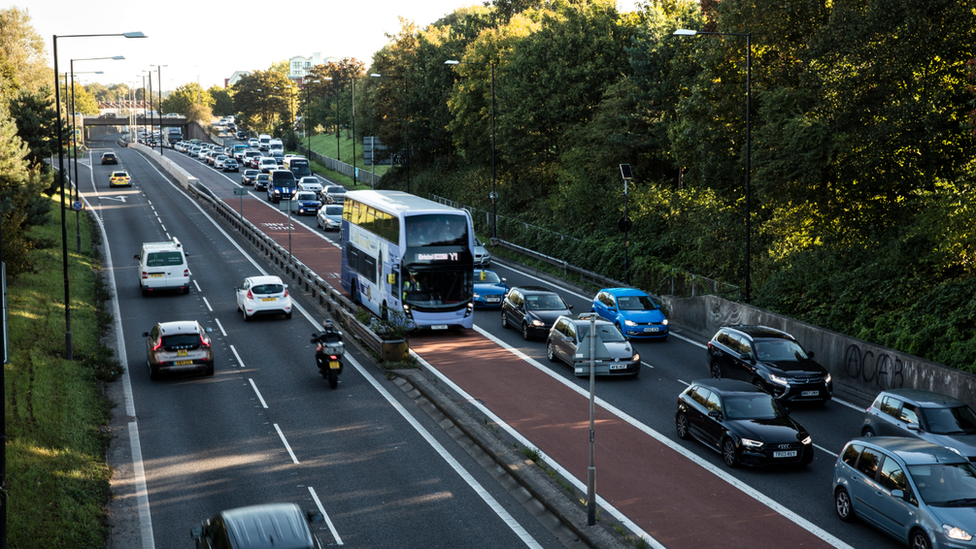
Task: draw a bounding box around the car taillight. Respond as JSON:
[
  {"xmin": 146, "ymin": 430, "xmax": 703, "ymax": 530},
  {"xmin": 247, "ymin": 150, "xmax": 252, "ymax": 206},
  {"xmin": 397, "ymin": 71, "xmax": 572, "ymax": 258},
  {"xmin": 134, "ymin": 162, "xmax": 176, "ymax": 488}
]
[
  {"xmin": 283, "ymin": 289, "xmax": 289, "ymax": 297},
  {"xmin": 246, "ymin": 289, "xmax": 253, "ymax": 300},
  {"xmin": 199, "ymin": 335, "xmax": 210, "ymax": 348},
  {"xmin": 329, "ymin": 355, "xmax": 338, "ymax": 360},
  {"xmin": 151, "ymin": 339, "xmax": 162, "ymax": 351},
  {"xmin": 142, "ymin": 271, "xmax": 148, "ymax": 280},
  {"xmin": 183, "ymin": 269, "xmax": 189, "ymax": 277}
]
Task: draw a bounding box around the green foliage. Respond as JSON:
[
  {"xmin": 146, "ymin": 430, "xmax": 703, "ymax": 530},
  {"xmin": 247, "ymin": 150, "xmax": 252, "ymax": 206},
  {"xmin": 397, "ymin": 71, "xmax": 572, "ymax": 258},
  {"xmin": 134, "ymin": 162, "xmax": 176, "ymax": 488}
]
[
  {"xmin": 68, "ymin": 82, "xmax": 100, "ymax": 115},
  {"xmin": 208, "ymin": 85, "xmax": 234, "ymax": 116},
  {"xmin": 0, "ymin": 7, "xmax": 50, "ymax": 93},
  {"xmin": 7, "ymin": 87, "xmax": 62, "ymax": 172},
  {"xmin": 161, "ymin": 82, "xmax": 213, "ymax": 117}
]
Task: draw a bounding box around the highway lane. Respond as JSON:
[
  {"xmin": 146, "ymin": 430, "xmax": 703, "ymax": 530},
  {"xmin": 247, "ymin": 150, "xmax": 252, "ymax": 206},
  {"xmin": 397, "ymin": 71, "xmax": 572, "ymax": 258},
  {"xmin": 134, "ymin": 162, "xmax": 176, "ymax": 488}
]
[
  {"xmin": 84, "ymin": 135, "xmax": 566, "ymax": 549},
  {"xmin": 166, "ymin": 140, "xmax": 899, "ymax": 548}
]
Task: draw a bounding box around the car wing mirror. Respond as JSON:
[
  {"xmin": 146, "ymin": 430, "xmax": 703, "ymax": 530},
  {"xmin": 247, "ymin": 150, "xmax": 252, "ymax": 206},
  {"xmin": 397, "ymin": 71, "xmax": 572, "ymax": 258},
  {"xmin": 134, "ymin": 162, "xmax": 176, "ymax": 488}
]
[
  {"xmin": 190, "ymin": 525, "xmax": 204, "ymax": 540},
  {"xmin": 204, "ymin": 327, "xmax": 213, "ymax": 333},
  {"xmin": 907, "ymin": 423, "xmax": 920, "ymax": 431},
  {"xmin": 807, "ymin": 351, "xmax": 815, "ymax": 359},
  {"xmin": 891, "ymin": 489, "xmax": 905, "ymax": 500},
  {"xmin": 306, "ymin": 509, "xmax": 325, "ymax": 524},
  {"xmin": 141, "ymin": 332, "xmax": 150, "ymax": 337},
  {"xmin": 568, "ymin": 304, "xmax": 574, "ymax": 310},
  {"xmin": 133, "ymin": 254, "xmax": 140, "ymax": 260},
  {"xmin": 708, "ymin": 410, "xmax": 722, "ymax": 420}
]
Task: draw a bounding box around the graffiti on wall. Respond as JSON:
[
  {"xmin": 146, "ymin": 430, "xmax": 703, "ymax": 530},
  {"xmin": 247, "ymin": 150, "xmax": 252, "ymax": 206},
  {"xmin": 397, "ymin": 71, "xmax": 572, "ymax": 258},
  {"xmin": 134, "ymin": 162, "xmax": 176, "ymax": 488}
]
[{"xmin": 843, "ymin": 344, "xmax": 906, "ymax": 390}]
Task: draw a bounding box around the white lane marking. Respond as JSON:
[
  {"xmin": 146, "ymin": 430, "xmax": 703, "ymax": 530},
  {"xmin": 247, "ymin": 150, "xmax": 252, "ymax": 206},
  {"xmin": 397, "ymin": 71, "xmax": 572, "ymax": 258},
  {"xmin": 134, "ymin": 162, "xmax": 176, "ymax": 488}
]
[
  {"xmin": 88, "ymin": 186, "xmax": 156, "ymax": 549},
  {"xmin": 215, "ymin": 318, "xmax": 227, "ymax": 337},
  {"xmin": 307, "ymin": 486, "xmax": 343, "ymax": 546},
  {"xmin": 202, "ymin": 297, "xmax": 213, "ymax": 312},
  {"xmin": 418, "ymin": 325, "xmax": 854, "ymax": 549},
  {"xmin": 815, "ymin": 444, "xmax": 838, "ymax": 458},
  {"xmin": 274, "ymin": 423, "xmax": 300, "ymax": 464},
  {"xmin": 230, "ymin": 345, "xmax": 244, "ymax": 368},
  {"xmin": 248, "ymin": 378, "xmax": 269, "ymax": 409},
  {"xmin": 193, "ymin": 280, "xmax": 202, "ymax": 293},
  {"xmin": 128, "ymin": 422, "xmax": 156, "ymax": 549}
]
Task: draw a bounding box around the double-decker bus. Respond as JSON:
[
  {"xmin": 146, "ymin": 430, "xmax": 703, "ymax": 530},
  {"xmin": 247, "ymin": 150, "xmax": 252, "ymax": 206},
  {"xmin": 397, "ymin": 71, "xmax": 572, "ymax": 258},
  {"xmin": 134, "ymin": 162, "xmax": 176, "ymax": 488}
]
[{"xmin": 341, "ymin": 190, "xmax": 475, "ymax": 330}]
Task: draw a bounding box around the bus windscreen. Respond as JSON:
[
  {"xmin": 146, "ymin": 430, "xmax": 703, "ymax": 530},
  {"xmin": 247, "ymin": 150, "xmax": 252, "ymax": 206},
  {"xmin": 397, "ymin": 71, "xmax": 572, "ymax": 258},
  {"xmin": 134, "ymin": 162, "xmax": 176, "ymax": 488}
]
[{"xmin": 405, "ymin": 214, "xmax": 469, "ymax": 247}]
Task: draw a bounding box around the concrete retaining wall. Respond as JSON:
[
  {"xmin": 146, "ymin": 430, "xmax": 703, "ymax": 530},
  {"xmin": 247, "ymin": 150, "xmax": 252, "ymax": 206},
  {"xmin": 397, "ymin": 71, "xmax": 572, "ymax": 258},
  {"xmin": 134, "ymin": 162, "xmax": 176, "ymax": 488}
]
[{"xmin": 663, "ymin": 294, "xmax": 976, "ymax": 408}]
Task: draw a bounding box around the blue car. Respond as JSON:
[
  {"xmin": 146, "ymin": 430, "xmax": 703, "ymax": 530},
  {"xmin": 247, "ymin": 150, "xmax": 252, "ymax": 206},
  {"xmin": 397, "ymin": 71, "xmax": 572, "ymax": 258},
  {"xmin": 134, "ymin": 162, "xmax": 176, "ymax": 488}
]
[
  {"xmin": 591, "ymin": 288, "xmax": 668, "ymax": 339},
  {"xmin": 293, "ymin": 191, "xmax": 320, "ymax": 216},
  {"xmin": 473, "ymin": 269, "xmax": 507, "ymax": 307}
]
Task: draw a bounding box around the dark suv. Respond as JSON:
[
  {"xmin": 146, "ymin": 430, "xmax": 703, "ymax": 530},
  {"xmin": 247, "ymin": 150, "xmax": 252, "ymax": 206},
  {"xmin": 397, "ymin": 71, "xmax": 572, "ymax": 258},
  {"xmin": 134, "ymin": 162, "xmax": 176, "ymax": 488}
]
[
  {"xmin": 706, "ymin": 325, "xmax": 832, "ymax": 404},
  {"xmin": 501, "ymin": 286, "xmax": 572, "ymax": 340}
]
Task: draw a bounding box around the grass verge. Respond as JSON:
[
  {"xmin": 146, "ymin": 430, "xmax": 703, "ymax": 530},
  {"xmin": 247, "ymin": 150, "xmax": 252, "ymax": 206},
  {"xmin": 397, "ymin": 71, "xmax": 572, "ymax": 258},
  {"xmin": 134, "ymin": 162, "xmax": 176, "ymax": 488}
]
[{"xmin": 4, "ymin": 195, "xmax": 120, "ymax": 548}]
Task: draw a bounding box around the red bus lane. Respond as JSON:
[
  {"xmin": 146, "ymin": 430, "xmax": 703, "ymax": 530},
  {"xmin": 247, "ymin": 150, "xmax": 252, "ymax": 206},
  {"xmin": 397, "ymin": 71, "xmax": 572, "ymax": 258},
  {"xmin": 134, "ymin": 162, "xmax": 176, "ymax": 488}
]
[
  {"xmin": 216, "ymin": 192, "xmax": 836, "ymax": 549},
  {"xmin": 408, "ymin": 331, "xmax": 836, "ymax": 549}
]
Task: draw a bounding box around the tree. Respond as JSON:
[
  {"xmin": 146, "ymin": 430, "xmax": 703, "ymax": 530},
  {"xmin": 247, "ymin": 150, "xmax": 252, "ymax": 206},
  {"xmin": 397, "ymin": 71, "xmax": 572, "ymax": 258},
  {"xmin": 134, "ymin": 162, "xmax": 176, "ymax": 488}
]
[
  {"xmin": 208, "ymin": 85, "xmax": 234, "ymax": 116},
  {"xmin": 160, "ymin": 83, "xmax": 212, "ymax": 116},
  {"xmin": 0, "ymin": 110, "xmax": 51, "ymax": 275},
  {"xmin": 69, "ymin": 82, "xmax": 99, "ymax": 115},
  {"xmin": 7, "ymin": 88, "xmax": 62, "ymax": 174},
  {"xmin": 233, "ymin": 70, "xmax": 294, "ymax": 134},
  {"xmin": 86, "ymin": 82, "xmax": 110, "ymax": 102},
  {"xmin": 0, "ymin": 7, "xmax": 50, "ymax": 93}
]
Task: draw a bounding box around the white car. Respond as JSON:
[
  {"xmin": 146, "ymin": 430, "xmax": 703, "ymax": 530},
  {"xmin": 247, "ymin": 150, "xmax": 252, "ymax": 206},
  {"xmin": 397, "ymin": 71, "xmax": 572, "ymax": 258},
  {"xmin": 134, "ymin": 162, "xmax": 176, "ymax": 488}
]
[
  {"xmin": 235, "ymin": 275, "xmax": 292, "ymax": 321},
  {"xmin": 297, "ymin": 176, "xmax": 322, "ymax": 194},
  {"xmin": 316, "ymin": 204, "xmax": 344, "ymax": 231},
  {"xmin": 257, "ymin": 157, "xmax": 278, "ymax": 173}
]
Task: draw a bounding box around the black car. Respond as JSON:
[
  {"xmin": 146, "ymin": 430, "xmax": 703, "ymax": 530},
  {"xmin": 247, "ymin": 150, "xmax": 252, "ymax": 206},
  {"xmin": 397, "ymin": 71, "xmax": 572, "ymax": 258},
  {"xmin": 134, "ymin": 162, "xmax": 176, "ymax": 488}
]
[
  {"xmin": 675, "ymin": 379, "xmax": 814, "ymax": 468},
  {"xmin": 241, "ymin": 169, "xmax": 259, "ymax": 186},
  {"xmin": 191, "ymin": 503, "xmax": 324, "ymax": 549},
  {"xmin": 100, "ymin": 152, "xmax": 118, "ymax": 165},
  {"xmin": 706, "ymin": 325, "xmax": 832, "ymax": 404},
  {"xmin": 501, "ymin": 286, "xmax": 572, "ymax": 340}
]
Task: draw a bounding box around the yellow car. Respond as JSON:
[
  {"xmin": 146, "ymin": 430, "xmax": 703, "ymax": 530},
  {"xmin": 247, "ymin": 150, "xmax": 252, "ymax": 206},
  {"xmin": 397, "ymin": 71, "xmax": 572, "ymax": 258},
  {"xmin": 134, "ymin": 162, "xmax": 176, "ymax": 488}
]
[{"xmin": 109, "ymin": 170, "xmax": 131, "ymax": 188}]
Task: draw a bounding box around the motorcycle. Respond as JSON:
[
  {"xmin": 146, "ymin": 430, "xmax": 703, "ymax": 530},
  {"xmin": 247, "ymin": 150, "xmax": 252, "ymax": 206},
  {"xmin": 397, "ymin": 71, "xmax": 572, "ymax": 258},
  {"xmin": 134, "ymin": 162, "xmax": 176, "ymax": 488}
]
[{"xmin": 311, "ymin": 320, "xmax": 344, "ymax": 389}]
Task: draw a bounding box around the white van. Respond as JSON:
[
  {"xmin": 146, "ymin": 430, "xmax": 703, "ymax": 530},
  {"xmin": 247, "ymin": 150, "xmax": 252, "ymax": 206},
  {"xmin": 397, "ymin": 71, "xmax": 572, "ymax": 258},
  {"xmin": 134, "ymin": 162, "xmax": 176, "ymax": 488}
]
[
  {"xmin": 268, "ymin": 138, "xmax": 283, "ymax": 153},
  {"xmin": 258, "ymin": 134, "xmax": 272, "ymax": 151},
  {"xmin": 135, "ymin": 237, "xmax": 190, "ymax": 296}
]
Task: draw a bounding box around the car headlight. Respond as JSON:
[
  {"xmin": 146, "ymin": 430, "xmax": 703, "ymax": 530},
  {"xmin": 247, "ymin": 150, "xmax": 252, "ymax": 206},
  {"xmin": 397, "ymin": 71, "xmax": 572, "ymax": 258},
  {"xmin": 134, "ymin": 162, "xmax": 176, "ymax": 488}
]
[
  {"xmin": 662, "ymin": 319, "xmax": 669, "ymax": 326},
  {"xmin": 624, "ymin": 319, "xmax": 638, "ymax": 327},
  {"xmin": 473, "ymin": 292, "xmax": 481, "ymax": 299},
  {"xmin": 943, "ymin": 525, "xmax": 973, "ymax": 541},
  {"xmin": 768, "ymin": 373, "xmax": 790, "ymax": 386},
  {"xmin": 632, "ymin": 353, "xmax": 640, "ymax": 362},
  {"xmin": 531, "ymin": 319, "xmax": 545, "ymax": 327},
  {"xmin": 740, "ymin": 438, "xmax": 763, "ymax": 449},
  {"xmin": 824, "ymin": 373, "xmax": 832, "ymax": 383},
  {"xmin": 801, "ymin": 436, "xmax": 812, "ymax": 445}
]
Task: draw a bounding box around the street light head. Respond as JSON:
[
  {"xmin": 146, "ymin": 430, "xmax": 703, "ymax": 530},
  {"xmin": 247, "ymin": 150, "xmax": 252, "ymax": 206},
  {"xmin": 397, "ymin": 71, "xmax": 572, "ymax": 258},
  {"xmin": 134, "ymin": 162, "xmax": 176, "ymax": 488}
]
[
  {"xmin": 444, "ymin": 60, "xmax": 459, "ymax": 65},
  {"xmin": 123, "ymin": 32, "xmax": 147, "ymax": 38},
  {"xmin": 673, "ymin": 29, "xmax": 698, "ymax": 36},
  {"xmin": 112, "ymin": 56, "xmax": 125, "ymax": 60},
  {"xmin": 370, "ymin": 73, "xmax": 382, "ymax": 78}
]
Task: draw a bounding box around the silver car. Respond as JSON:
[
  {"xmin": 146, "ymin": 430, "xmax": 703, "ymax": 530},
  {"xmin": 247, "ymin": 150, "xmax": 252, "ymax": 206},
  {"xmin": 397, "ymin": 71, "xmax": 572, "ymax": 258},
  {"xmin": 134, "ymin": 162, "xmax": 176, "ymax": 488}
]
[
  {"xmin": 834, "ymin": 436, "xmax": 976, "ymax": 549},
  {"xmin": 546, "ymin": 314, "xmax": 640, "ymax": 377},
  {"xmin": 316, "ymin": 204, "xmax": 343, "ymax": 231},
  {"xmin": 143, "ymin": 320, "xmax": 214, "ymax": 380},
  {"xmin": 474, "ymin": 237, "xmax": 491, "ymax": 267},
  {"xmin": 862, "ymin": 389, "xmax": 976, "ymax": 461}
]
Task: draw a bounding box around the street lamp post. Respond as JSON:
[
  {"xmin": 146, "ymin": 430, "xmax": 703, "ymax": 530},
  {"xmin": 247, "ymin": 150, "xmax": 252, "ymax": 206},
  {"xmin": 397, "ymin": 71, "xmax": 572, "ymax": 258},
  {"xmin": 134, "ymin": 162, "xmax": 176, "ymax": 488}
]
[
  {"xmin": 151, "ymin": 64, "xmax": 167, "ymax": 155},
  {"xmin": 370, "ymin": 73, "xmax": 410, "ymax": 193},
  {"xmin": 303, "ymin": 80, "xmax": 320, "ymax": 157},
  {"xmin": 445, "ymin": 59, "xmax": 497, "ymax": 240},
  {"xmin": 674, "ymin": 28, "xmax": 751, "ymax": 303},
  {"xmin": 52, "ymin": 31, "xmax": 146, "ymax": 362}
]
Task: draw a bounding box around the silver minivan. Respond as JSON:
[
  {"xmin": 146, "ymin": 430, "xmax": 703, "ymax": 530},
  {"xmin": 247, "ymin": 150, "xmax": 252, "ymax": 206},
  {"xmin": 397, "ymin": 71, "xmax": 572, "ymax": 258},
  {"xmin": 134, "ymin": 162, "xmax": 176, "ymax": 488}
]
[{"xmin": 834, "ymin": 436, "xmax": 976, "ymax": 549}]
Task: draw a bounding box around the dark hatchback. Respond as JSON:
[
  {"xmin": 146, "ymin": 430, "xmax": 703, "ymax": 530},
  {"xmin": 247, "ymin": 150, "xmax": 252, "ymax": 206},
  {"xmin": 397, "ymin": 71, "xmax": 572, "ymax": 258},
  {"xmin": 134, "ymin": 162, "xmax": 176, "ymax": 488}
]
[
  {"xmin": 501, "ymin": 286, "xmax": 572, "ymax": 340},
  {"xmin": 706, "ymin": 325, "xmax": 832, "ymax": 404},
  {"xmin": 676, "ymin": 379, "xmax": 814, "ymax": 468},
  {"xmin": 100, "ymin": 152, "xmax": 118, "ymax": 165}
]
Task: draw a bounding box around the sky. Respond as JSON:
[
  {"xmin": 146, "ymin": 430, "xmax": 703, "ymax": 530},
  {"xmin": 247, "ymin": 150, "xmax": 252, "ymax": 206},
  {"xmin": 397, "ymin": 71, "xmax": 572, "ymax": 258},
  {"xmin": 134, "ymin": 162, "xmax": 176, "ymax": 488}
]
[{"xmin": 11, "ymin": 0, "xmax": 642, "ymax": 93}]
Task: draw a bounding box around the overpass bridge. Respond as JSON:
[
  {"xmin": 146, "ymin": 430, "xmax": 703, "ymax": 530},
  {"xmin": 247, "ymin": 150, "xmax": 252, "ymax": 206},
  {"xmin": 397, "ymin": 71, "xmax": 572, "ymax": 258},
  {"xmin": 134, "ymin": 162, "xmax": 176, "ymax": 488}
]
[{"xmin": 83, "ymin": 115, "xmax": 188, "ymax": 127}]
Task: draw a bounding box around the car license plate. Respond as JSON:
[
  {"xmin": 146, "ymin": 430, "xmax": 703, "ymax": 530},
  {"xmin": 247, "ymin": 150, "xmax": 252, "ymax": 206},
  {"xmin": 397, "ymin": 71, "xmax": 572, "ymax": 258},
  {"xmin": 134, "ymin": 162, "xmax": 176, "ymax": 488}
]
[
  {"xmin": 774, "ymin": 450, "xmax": 798, "ymax": 458},
  {"xmin": 431, "ymin": 324, "xmax": 448, "ymax": 330},
  {"xmin": 177, "ymin": 350, "xmax": 188, "ymax": 357},
  {"xmin": 643, "ymin": 327, "xmax": 659, "ymax": 332},
  {"xmin": 149, "ymin": 273, "xmax": 164, "ymax": 277},
  {"xmin": 610, "ymin": 364, "xmax": 628, "ymax": 370},
  {"xmin": 801, "ymin": 390, "xmax": 820, "ymax": 397},
  {"xmin": 486, "ymin": 296, "xmax": 501, "ymax": 303},
  {"xmin": 329, "ymin": 360, "xmax": 340, "ymax": 370},
  {"xmin": 261, "ymin": 297, "xmax": 276, "ymax": 302},
  {"xmin": 174, "ymin": 360, "xmax": 193, "ymax": 366}
]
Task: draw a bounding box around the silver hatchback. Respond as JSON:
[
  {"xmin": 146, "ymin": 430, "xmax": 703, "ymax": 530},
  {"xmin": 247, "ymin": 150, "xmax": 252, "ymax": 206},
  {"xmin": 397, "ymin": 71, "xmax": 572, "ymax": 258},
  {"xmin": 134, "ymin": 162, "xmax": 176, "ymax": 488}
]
[
  {"xmin": 143, "ymin": 320, "xmax": 214, "ymax": 380},
  {"xmin": 834, "ymin": 437, "xmax": 976, "ymax": 549}
]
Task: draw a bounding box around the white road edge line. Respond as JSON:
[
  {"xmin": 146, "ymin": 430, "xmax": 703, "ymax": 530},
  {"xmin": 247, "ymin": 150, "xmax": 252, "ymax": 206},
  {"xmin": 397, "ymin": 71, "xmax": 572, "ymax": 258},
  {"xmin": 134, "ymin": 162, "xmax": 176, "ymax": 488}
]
[
  {"xmin": 274, "ymin": 423, "xmax": 300, "ymax": 464},
  {"xmin": 416, "ymin": 325, "xmax": 855, "ymax": 549},
  {"xmin": 248, "ymin": 378, "xmax": 269, "ymax": 409},
  {"xmin": 307, "ymin": 486, "xmax": 343, "ymax": 546}
]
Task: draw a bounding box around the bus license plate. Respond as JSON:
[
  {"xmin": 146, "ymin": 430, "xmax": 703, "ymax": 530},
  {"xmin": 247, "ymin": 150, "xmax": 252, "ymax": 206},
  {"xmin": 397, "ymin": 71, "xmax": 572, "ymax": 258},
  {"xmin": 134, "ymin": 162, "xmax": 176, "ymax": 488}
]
[
  {"xmin": 801, "ymin": 390, "xmax": 820, "ymax": 397},
  {"xmin": 774, "ymin": 450, "xmax": 798, "ymax": 458},
  {"xmin": 431, "ymin": 325, "xmax": 448, "ymax": 330},
  {"xmin": 174, "ymin": 360, "xmax": 193, "ymax": 366}
]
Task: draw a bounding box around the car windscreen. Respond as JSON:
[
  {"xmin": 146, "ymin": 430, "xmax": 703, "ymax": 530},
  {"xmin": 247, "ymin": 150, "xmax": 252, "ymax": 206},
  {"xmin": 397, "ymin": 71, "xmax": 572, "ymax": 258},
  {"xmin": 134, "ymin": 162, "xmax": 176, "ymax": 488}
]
[
  {"xmin": 146, "ymin": 251, "xmax": 183, "ymax": 267},
  {"xmin": 617, "ymin": 294, "xmax": 659, "ymax": 311},
  {"xmin": 251, "ymin": 284, "xmax": 284, "ymax": 295},
  {"xmin": 525, "ymin": 294, "xmax": 566, "ymax": 311},
  {"xmin": 577, "ymin": 323, "xmax": 627, "ymax": 343},
  {"xmin": 909, "ymin": 462, "xmax": 976, "ymax": 506},
  {"xmin": 326, "ymin": 187, "xmax": 345, "ymax": 194},
  {"xmin": 112, "ymin": 172, "xmax": 127, "ymax": 177},
  {"xmin": 296, "ymin": 193, "xmax": 317, "ymax": 201},
  {"xmin": 754, "ymin": 339, "xmax": 809, "ymax": 361},
  {"xmin": 921, "ymin": 405, "xmax": 976, "ymax": 435},
  {"xmin": 325, "ymin": 206, "xmax": 343, "ymax": 215},
  {"xmin": 722, "ymin": 395, "xmax": 785, "ymax": 420},
  {"xmin": 477, "ymin": 271, "xmax": 501, "ymax": 283}
]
